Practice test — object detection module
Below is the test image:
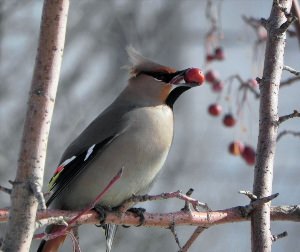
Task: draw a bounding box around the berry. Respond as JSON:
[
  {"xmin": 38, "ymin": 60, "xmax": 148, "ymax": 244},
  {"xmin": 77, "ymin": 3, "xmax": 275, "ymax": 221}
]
[
  {"xmin": 223, "ymin": 113, "xmax": 236, "ymax": 127},
  {"xmin": 228, "ymin": 141, "xmax": 244, "ymax": 156},
  {"xmin": 241, "ymin": 145, "xmax": 256, "ymax": 165},
  {"xmin": 184, "ymin": 68, "xmax": 205, "ymax": 85},
  {"xmin": 206, "ymin": 54, "xmax": 215, "ymax": 62},
  {"xmin": 214, "ymin": 47, "xmax": 225, "ymax": 60},
  {"xmin": 248, "ymin": 78, "xmax": 258, "ymax": 88},
  {"xmin": 208, "ymin": 103, "xmax": 222, "ymax": 116},
  {"xmin": 212, "ymin": 80, "xmax": 224, "ymax": 92},
  {"xmin": 205, "ymin": 70, "xmax": 219, "ymax": 83}
]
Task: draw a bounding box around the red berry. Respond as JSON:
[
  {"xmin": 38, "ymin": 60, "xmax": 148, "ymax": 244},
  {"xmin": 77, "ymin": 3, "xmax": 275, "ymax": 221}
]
[
  {"xmin": 184, "ymin": 68, "xmax": 205, "ymax": 85},
  {"xmin": 208, "ymin": 103, "xmax": 222, "ymax": 116},
  {"xmin": 241, "ymin": 145, "xmax": 256, "ymax": 165},
  {"xmin": 228, "ymin": 141, "xmax": 244, "ymax": 156},
  {"xmin": 212, "ymin": 80, "xmax": 224, "ymax": 92},
  {"xmin": 205, "ymin": 70, "xmax": 219, "ymax": 83},
  {"xmin": 206, "ymin": 54, "xmax": 215, "ymax": 62},
  {"xmin": 214, "ymin": 47, "xmax": 225, "ymax": 60},
  {"xmin": 248, "ymin": 78, "xmax": 258, "ymax": 88},
  {"xmin": 258, "ymin": 27, "xmax": 267, "ymax": 42},
  {"xmin": 223, "ymin": 113, "xmax": 236, "ymax": 127}
]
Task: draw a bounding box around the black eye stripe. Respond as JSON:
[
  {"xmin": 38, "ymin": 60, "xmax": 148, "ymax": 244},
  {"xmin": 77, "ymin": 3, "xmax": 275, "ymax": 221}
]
[{"xmin": 141, "ymin": 71, "xmax": 180, "ymax": 83}]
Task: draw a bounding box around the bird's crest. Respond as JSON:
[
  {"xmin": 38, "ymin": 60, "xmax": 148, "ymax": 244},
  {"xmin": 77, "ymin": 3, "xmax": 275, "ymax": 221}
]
[{"xmin": 125, "ymin": 46, "xmax": 176, "ymax": 77}]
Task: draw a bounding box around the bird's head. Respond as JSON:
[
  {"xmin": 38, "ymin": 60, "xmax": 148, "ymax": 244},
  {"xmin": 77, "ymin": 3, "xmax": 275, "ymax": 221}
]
[{"xmin": 123, "ymin": 47, "xmax": 205, "ymax": 107}]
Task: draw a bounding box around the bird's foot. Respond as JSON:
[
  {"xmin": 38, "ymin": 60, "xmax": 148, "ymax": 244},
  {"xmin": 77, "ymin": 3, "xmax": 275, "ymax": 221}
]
[
  {"xmin": 127, "ymin": 207, "xmax": 146, "ymax": 227},
  {"xmin": 94, "ymin": 205, "xmax": 109, "ymax": 227}
]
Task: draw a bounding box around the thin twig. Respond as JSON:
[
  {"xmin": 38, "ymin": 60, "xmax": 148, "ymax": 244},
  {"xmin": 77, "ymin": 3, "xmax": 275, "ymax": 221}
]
[
  {"xmin": 181, "ymin": 226, "xmax": 207, "ymax": 252},
  {"xmin": 271, "ymin": 231, "xmax": 288, "ymax": 242},
  {"xmin": 231, "ymin": 74, "xmax": 260, "ymax": 99},
  {"xmin": 240, "ymin": 193, "xmax": 279, "ymax": 217},
  {"xmin": 278, "ymin": 110, "xmax": 300, "ymax": 125},
  {"xmin": 239, "ymin": 190, "xmax": 258, "ymax": 200},
  {"xmin": 277, "ymin": 130, "xmax": 300, "ymax": 141},
  {"xmin": 169, "ymin": 223, "xmax": 182, "ymax": 251},
  {"xmin": 0, "ymin": 185, "xmax": 12, "ymax": 195},
  {"xmin": 280, "ymin": 75, "xmax": 300, "ymax": 87},
  {"xmin": 119, "ymin": 190, "xmax": 210, "ymax": 213},
  {"xmin": 283, "ymin": 65, "xmax": 300, "ymax": 76},
  {"xmin": 182, "ymin": 189, "xmax": 194, "ymax": 212}
]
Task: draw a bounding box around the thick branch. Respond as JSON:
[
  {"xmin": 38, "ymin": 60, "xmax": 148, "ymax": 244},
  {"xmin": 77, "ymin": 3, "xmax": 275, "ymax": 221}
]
[
  {"xmin": 2, "ymin": 0, "xmax": 69, "ymax": 251},
  {"xmin": 0, "ymin": 205, "xmax": 298, "ymax": 228},
  {"xmin": 252, "ymin": 1, "xmax": 292, "ymax": 251}
]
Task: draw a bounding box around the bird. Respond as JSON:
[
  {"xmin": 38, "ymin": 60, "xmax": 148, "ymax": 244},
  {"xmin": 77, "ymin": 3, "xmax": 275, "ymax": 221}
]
[{"xmin": 37, "ymin": 47, "xmax": 204, "ymax": 252}]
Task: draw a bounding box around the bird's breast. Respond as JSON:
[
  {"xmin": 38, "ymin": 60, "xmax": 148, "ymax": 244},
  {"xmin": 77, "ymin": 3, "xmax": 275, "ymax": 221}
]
[{"xmin": 55, "ymin": 105, "xmax": 174, "ymax": 210}]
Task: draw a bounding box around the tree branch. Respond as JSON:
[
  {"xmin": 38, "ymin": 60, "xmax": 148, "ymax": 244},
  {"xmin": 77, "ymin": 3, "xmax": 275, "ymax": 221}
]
[
  {"xmin": 252, "ymin": 1, "xmax": 292, "ymax": 251},
  {"xmin": 280, "ymin": 75, "xmax": 300, "ymax": 87},
  {"xmin": 277, "ymin": 130, "xmax": 300, "ymax": 141},
  {"xmin": 283, "ymin": 65, "xmax": 300, "ymax": 75},
  {"xmin": 0, "ymin": 204, "xmax": 298, "ymax": 230},
  {"xmin": 181, "ymin": 226, "xmax": 207, "ymax": 252},
  {"xmin": 2, "ymin": 0, "xmax": 69, "ymax": 251},
  {"xmin": 277, "ymin": 110, "xmax": 300, "ymax": 124}
]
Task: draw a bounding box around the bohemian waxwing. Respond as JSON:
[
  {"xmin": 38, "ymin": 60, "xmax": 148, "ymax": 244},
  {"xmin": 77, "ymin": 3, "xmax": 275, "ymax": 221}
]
[{"xmin": 37, "ymin": 47, "xmax": 204, "ymax": 252}]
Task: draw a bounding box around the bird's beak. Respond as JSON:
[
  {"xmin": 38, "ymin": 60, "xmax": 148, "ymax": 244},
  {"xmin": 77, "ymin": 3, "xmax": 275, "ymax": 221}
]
[
  {"xmin": 170, "ymin": 68, "xmax": 204, "ymax": 87},
  {"xmin": 169, "ymin": 70, "xmax": 186, "ymax": 85}
]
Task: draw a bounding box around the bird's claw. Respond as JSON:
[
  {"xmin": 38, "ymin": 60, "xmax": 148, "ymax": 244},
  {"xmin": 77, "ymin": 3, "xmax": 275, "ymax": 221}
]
[
  {"xmin": 127, "ymin": 207, "xmax": 146, "ymax": 227},
  {"xmin": 94, "ymin": 205, "xmax": 108, "ymax": 227}
]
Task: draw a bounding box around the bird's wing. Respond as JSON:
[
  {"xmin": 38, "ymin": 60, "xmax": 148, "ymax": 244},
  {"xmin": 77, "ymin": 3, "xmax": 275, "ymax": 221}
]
[
  {"xmin": 46, "ymin": 135, "xmax": 116, "ymax": 206},
  {"xmin": 46, "ymin": 102, "xmax": 131, "ymax": 207}
]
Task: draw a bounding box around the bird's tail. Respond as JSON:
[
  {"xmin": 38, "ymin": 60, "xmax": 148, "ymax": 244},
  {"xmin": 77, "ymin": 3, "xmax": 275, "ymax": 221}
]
[
  {"xmin": 105, "ymin": 224, "xmax": 118, "ymax": 252},
  {"xmin": 37, "ymin": 225, "xmax": 67, "ymax": 252}
]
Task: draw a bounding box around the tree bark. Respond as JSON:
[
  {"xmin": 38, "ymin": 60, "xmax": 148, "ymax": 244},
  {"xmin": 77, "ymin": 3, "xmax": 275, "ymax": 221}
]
[
  {"xmin": 251, "ymin": 1, "xmax": 292, "ymax": 251},
  {"xmin": 2, "ymin": 0, "xmax": 69, "ymax": 251}
]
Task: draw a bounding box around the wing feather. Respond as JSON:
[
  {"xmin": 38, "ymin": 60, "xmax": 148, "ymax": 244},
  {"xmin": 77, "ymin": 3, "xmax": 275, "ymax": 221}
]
[{"xmin": 47, "ymin": 136, "xmax": 115, "ymax": 206}]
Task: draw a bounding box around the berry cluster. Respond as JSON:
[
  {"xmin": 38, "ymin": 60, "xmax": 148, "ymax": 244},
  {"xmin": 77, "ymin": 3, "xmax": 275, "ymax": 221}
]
[
  {"xmin": 203, "ymin": 0, "xmax": 257, "ymax": 167},
  {"xmin": 205, "ymin": 70, "xmax": 224, "ymax": 93},
  {"xmin": 204, "ymin": 68, "xmax": 257, "ymax": 166},
  {"xmin": 206, "ymin": 47, "xmax": 225, "ymax": 62},
  {"xmin": 228, "ymin": 141, "xmax": 256, "ymax": 165}
]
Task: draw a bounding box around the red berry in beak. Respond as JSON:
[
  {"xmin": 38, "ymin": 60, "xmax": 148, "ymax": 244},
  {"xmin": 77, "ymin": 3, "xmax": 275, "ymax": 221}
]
[
  {"xmin": 228, "ymin": 141, "xmax": 244, "ymax": 156},
  {"xmin": 241, "ymin": 145, "xmax": 256, "ymax": 165},
  {"xmin": 208, "ymin": 103, "xmax": 222, "ymax": 116},
  {"xmin": 184, "ymin": 68, "xmax": 205, "ymax": 85},
  {"xmin": 223, "ymin": 113, "xmax": 236, "ymax": 127}
]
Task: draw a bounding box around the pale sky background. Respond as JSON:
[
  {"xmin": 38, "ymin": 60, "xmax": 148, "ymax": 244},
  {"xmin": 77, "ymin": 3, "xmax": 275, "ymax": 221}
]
[{"xmin": 0, "ymin": 1, "xmax": 300, "ymax": 252}]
